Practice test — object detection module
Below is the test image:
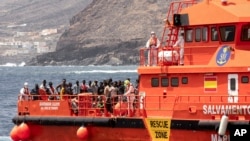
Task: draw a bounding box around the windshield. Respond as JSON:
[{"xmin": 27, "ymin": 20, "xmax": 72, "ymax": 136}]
[
  {"xmin": 219, "ymin": 26, "xmax": 235, "ymax": 42},
  {"xmin": 241, "ymin": 24, "xmax": 250, "ymax": 41}
]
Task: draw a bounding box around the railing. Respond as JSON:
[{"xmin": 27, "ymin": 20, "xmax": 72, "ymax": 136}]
[
  {"xmin": 175, "ymin": 95, "xmax": 250, "ymax": 103},
  {"xmin": 139, "ymin": 45, "xmax": 219, "ymax": 66},
  {"xmin": 17, "ymin": 93, "xmax": 146, "ymax": 117},
  {"xmin": 17, "ymin": 94, "xmax": 250, "ymax": 118},
  {"xmin": 139, "ymin": 47, "xmax": 179, "ymax": 66}
]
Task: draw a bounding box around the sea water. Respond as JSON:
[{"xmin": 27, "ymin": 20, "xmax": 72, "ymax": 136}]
[{"xmin": 0, "ymin": 65, "xmax": 137, "ymax": 138}]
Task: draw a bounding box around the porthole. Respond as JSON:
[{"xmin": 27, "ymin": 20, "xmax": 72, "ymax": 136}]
[
  {"xmin": 241, "ymin": 76, "xmax": 249, "ymax": 83},
  {"xmin": 182, "ymin": 77, "xmax": 188, "ymax": 84}
]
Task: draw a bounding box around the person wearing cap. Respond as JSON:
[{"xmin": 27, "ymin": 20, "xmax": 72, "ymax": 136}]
[
  {"xmin": 124, "ymin": 79, "xmax": 130, "ymax": 88},
  {"xmin": 173, "ymin": 32, "xmax": 185, "ymax": 65},
  {"xmin": 19, "ymin": 82, "xmax": 30, "ymax": 101},
  {"xmin": 146, "ymin": 31, "xmax": 161, "ymax": 66}
]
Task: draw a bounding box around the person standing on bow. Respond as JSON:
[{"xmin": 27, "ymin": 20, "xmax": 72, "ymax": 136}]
[
  {"xmin": 146, "ymin": 31, "xmax": 161, "ymax": 66},
  {"xmin": 19, "ymin": 82, "xmax": 30, "ymax": 101},
  {"xmin": 173, "ymin": 32, "xmax": 185, "ymax": 65}
]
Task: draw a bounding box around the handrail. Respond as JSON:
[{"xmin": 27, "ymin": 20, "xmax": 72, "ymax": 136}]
[
  {"xmin": 139, "ymin": 47, "xmax": 179, "ymax": 66},
  {"xmin": 17, "ymin": 94, "xmax": 146, "ymax": 117},
  {"xmin": 139, "ymin": 47, "xmax": 212, "ymax": 66},
  {"xmin": 17, "ymin": 94, "xmax": 250, "ymax": 118}
]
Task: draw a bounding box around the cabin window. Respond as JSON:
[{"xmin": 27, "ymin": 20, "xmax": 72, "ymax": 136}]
[
  {"xmin": 171, "ymin": 77, "xmax": 179, "ymax": 87},
  {"xmin": 219, "ymin": 26, "xmax": 235, "ymax": 42},
  {"xmin": 202, "ymin": 27, "xmax": 208, "ymax": 41},
  {"xmin": 151, "ymin": 78, "xmax": 159, "ymax": 87},
  {"xmin": 241, "ymin": 25, "xmax": 250, "ymax": 41},
  {"xmin": 195, "ymin": 28, "xmax": 201, "ymax": 42},
  {"xmin": 161, "ymin": 78, "xmax": 169, "ymax": 87},
  {"xmin": 185, "ymin": 29, "xmax": 193, "ymax": 42},
  {"xmin": 211, "ymin": 27, "xmax": 218, "ymax": 41},
  {"xmin": 241, "ymin": 76, "xmax": 249, "ymax": 83},
  {"xmin": 182, "ymin": 77, "xmax": 188, "ymax": 84},
  {"xmin": 230, "ymin": 78, "xmax": 236, "ymax": 91}
]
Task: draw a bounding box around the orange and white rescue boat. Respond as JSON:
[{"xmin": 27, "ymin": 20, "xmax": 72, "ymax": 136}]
[{"xmin": 10, "ymin": 0, "xmax": 250, "ymax": 140}]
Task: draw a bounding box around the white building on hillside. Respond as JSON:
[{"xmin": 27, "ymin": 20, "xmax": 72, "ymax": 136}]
[{"xmin": 40, "ymin": 29, "xmax": 58, "ymax": 36}]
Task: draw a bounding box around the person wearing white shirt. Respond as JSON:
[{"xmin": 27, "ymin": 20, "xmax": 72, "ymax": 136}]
[
  {"xmin": 146, "ymin": 31, "xmax": 161, "ymax": 66},
  {"xmin": 124, "ymin": 82, "xmax": 135, "ymax": 116},
  {"xmin": 73, "ymin": 80, "xmax": 80, "ymax": 95},
  {"xmin": 173, "ymin": 32, "xmax": 184, "ymax": 65},
  {"xmin": 19, "ymin": 82, "xmax": 30, "ymax": 101}
]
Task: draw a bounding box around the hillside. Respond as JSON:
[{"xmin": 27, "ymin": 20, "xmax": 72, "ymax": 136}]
[
  {"xmin": 28, "ymin": 0, "xmax": 172, "ymax": 66},
  {"xmin": 0, "ymin": 0, "xmax": 92, "ymax": 65},
  {"xmin": 0, "ymin": 0, "xmax": 92, "ymax": 32}
]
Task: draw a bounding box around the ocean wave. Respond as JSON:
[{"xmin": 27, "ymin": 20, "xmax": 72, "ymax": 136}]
[
  {"xmin": 18, "ymin": 62, "xmax": 26, "ymax": 66},
  {"xmin": 0, "ymin": 62, "xmax": 25, "ymax": 67},
  {"xmin": 66, "ymin": 69, "xmax": 137, "ymax": 74},
  {"xmin": 0, "ymin": 136, "xmax": 11, "ymax": 141},
  {"xmin": 0, "ymin": 63, "xmax": 17, "ymax": 67},
  {"xmin": 0, "ymin": 64, "xmax": 137, "ymax": 68}
]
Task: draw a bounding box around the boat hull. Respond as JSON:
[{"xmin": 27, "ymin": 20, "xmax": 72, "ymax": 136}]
[
  {"xmin": 25, "ymin": 125, "xmax": 151, "ymax": 141},
  {"xmin": 11, "ymin": 116, "xmax": 235, "ymax": 141},
  {"xmin": 11, "ymin": 124, "xmax": 231, "ymax": 141}
]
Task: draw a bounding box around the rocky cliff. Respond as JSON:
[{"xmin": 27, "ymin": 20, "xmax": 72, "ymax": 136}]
[
  {"xmin": 28, "ymin": 0, "xmax": 172, "ymax": 66},
  {"xmin": 0, "ymin": 0, "xmax": 92, "ymax": 32},
  {"xmin": 0, "ymin": 0, "xmax": 93, "ymax": 65}
]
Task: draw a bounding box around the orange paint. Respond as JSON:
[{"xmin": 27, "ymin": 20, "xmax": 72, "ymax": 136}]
[{"xmin": 10, "ymin": 0, "xmax": 250, "ymax": 140}]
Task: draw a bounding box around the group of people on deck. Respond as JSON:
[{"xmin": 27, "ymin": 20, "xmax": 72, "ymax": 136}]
[
  {"xmin": 19, "ymin": 78, "xmax": 139, "ymax": 116},
  {"xmin": 145, "ymin": 30, "xmax": 184, "ymax": 66}
]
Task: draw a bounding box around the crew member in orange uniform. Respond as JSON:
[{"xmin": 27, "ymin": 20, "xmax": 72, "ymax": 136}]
[{"xmin": 146, "ymin": 31, "xmax": 161, "ymax": 66}]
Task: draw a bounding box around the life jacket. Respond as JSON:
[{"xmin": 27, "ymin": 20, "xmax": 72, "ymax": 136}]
[
  {"xmin": 24, "ymin": 88, "xmax": 29, "ymax": 95},
  {"xmin": 149, "ymin": 37, "xmax": 157, "ymax": 47}
]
